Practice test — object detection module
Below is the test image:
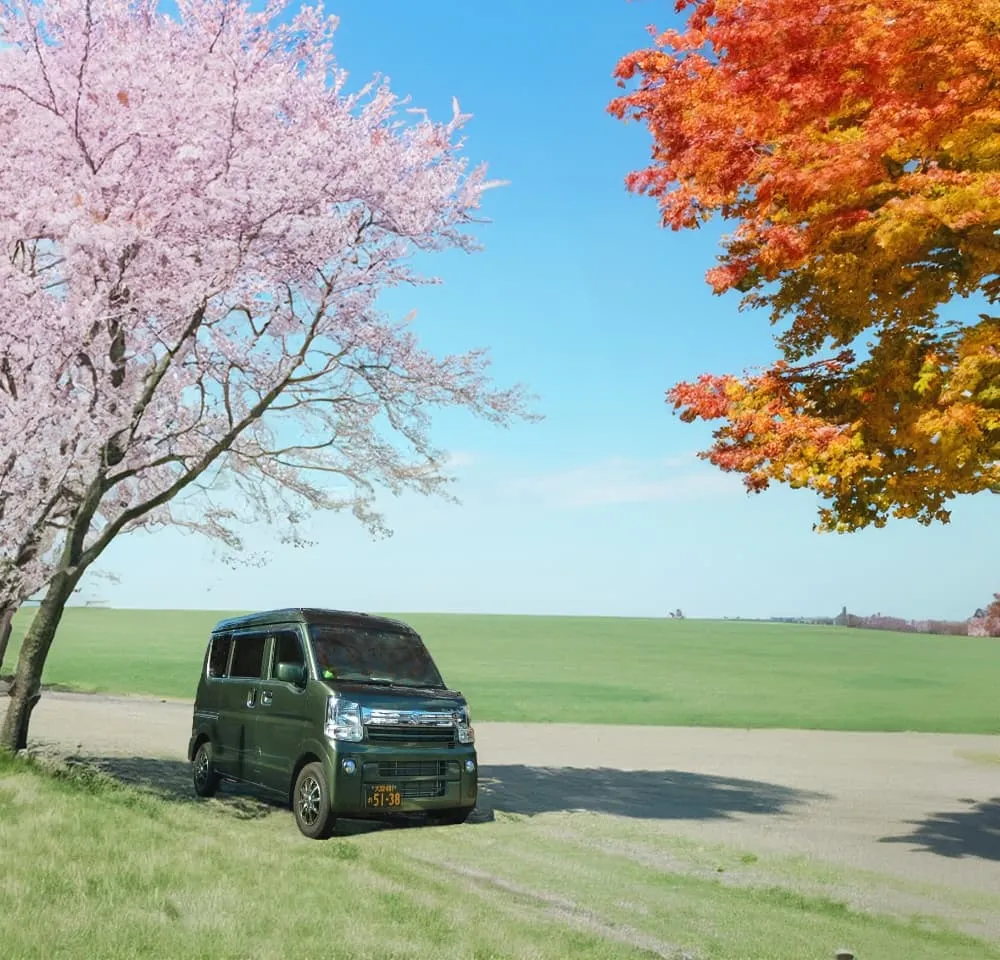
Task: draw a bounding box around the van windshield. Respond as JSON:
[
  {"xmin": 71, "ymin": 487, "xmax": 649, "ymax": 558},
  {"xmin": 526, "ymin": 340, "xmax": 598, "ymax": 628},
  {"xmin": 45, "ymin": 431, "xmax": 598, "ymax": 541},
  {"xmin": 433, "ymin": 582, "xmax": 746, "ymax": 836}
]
[{"xmin": 308, "ymin": 624, "xmax": 445, "ymax": 689}]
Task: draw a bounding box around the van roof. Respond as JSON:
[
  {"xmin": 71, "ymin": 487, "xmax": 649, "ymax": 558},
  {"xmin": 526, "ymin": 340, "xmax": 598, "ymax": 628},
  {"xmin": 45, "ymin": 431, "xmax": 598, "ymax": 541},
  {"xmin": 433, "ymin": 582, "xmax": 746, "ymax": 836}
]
[{"xmin": 211, "ymin": 608, "xmax": 415, "ymax": 634}]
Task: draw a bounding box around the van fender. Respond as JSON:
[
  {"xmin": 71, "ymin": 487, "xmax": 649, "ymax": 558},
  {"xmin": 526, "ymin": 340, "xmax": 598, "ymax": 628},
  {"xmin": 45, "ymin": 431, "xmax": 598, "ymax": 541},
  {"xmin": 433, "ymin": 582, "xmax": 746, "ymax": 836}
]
[{"xmin": 287, "ymin": 736, "xmax": 336, "ymax": 803}]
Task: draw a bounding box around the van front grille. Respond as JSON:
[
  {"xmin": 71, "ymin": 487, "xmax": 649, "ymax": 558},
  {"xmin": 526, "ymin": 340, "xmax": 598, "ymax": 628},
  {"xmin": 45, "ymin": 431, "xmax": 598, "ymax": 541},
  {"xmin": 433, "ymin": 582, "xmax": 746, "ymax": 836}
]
[
  {"xmin": 398, "ymin": 780, "xmax": 446, "ymax": 799},
  {"xmin": 373, "ymin": 760, "xmax": 447, "ymax": 779},
  {"xmin": 366, "ymin": 725, "xmax": 456, "ymax": 745}
]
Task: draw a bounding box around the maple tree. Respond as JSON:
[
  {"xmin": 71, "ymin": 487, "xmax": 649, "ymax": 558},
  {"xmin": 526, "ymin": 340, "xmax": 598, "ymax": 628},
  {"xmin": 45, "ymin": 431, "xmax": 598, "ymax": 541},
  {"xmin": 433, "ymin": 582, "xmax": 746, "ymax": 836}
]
[
  {"xmin": 608, "ymin": 0, "xmax": 1000, "ymax": 532},
  {"xmin": 0, "ymin": 0, "xmax": 533, "ymax": 751}
]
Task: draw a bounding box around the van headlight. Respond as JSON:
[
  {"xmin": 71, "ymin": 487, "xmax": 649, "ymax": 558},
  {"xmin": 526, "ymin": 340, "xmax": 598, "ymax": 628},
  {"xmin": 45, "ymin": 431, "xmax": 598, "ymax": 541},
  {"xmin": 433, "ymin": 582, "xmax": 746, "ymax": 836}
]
[
  {"xmin": 325, "ymin": 697, "xmax": 363, "ymax": 742},
  {"xmin": 454, "ymin": 705, "xmax": 475, "ymax": 744}
]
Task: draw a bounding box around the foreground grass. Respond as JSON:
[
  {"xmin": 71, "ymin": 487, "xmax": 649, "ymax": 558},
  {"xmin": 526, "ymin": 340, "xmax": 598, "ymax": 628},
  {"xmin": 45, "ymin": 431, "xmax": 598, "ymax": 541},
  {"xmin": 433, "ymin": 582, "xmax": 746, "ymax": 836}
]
[
  {"xmin": 1, "ymin": 752, "xmax": 998, "ymax": 960},
  {"xmin": 5, "ymin": 607, "xmax": 1000, "ymax": 732}
]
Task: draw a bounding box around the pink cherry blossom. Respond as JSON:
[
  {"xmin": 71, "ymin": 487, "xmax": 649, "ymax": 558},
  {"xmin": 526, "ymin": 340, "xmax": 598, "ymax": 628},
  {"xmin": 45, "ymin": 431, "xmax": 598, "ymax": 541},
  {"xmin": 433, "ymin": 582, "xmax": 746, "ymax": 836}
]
[{"xmin": 0, "ymin": 0, "xmax": 534, "ymax": 747}]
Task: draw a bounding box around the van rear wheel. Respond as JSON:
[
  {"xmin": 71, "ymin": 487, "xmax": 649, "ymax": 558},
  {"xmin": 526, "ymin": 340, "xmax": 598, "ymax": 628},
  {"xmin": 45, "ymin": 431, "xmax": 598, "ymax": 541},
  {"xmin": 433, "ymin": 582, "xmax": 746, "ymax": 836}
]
[
  {"xmin": 192, "ymin": 742, "xmax": 220, "ymax": 798},
  {"xmin": 293, "ymin": 762, "xmax": 337, "ymax": 840}
]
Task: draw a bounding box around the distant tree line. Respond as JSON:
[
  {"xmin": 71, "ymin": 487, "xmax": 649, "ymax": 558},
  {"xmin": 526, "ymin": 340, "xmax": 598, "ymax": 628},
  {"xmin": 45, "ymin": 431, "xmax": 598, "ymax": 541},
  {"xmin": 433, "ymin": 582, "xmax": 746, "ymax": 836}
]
[
  {"xmin": 842, "ymin": 614, "xmax": 971, "ymax": 637},
  {"xmin": 833, "ymin": 601, "xmax": 1000, "ymax": 638},
  {"xmin": 720, "ymin": 602, "xmax": 1000, "ymax": 637}
]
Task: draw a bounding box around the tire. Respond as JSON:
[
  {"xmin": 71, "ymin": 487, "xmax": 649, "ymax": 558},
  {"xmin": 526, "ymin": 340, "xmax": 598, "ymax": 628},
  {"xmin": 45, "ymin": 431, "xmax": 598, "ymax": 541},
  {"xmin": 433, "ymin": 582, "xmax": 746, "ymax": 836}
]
[
  {"xmin": 293, "ymin": 762, "xmax": 337, "ymax": 840},
  {"xmin": 192, "ymin": 741, "xmax": 220, "ymax": 798},
  {"xmin": 435, "ymin": 807, "xmax": 473, "ymax": 826}
]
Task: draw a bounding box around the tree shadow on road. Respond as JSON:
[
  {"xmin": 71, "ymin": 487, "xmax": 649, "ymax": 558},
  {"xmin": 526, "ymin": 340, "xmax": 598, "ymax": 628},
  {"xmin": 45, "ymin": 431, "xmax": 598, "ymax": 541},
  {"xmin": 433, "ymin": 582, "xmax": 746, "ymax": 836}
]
[
  {"xmin": 478, "ymin": 764, "xmax": 826, "ymax": 821},
  {"xmin": 70, "ymin": 755, "xmax": 826, "ymax": 826},
  {"xmin": 70, "ymin": 754, "xmax": 280, "ymax": 821},
  {"xmin": 879, "ymin": 797, "xmax": 1000, "ymax": 861}
]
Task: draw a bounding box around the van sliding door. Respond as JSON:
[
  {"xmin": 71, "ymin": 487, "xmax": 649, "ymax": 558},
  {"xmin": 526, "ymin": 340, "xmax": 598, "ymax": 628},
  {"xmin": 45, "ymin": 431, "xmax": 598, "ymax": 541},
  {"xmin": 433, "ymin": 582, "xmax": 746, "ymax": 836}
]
[
  {"xmin": 252, "ymin": 628, "xmax": 311, "ymax": 794},
  {"xmin": 218, "ymin": 631, "xmax": 267, "ymax": 783}
]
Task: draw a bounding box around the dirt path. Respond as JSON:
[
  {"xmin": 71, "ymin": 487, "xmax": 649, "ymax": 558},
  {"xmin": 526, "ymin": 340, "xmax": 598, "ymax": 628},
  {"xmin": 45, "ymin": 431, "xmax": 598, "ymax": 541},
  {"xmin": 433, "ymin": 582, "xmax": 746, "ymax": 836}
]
[{"xmin": 8, "ymin": 690, "xmax": 1000, "ymax": 897}]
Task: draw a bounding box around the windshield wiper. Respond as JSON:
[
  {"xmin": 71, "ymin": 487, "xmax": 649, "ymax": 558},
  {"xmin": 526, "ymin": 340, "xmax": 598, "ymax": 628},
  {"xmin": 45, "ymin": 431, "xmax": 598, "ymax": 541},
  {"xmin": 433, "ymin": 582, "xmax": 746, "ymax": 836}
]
[
  {"xmin": 336, "ymin": 675, "xmax": 396, "ymax": 686},
  {"xmin": 329, "ymin": 674, "xmax": 444, "ymax": 689}
]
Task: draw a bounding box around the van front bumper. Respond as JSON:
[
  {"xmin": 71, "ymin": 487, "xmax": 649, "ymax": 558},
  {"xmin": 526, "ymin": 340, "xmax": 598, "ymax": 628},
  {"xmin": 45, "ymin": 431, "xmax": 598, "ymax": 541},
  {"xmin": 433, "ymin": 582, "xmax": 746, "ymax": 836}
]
[{"xmin": 324, "ymin": 742, "xmax": 478, "ymax": 817}]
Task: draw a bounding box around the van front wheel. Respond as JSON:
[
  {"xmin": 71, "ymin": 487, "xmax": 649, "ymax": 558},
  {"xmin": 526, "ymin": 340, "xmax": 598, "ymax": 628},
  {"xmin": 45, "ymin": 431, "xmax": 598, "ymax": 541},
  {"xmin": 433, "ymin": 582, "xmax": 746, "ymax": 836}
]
[
  {"xmin": 293, "ymin": 762, "xmax": 337, "ymax": 840},
  {"xmin": 192, "ymin": 742, "xmax": 220, "ymax": 798}
]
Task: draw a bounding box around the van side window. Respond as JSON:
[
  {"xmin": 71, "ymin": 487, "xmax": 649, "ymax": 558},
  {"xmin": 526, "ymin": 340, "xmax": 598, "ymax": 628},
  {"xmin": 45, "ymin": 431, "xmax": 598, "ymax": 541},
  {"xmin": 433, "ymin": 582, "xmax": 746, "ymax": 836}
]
[
  {"xmin": 207, "ymin": 634, "xmax": 232, "ymax": 678},
  {"xmin": 229, "ymin": 633, "xmax": 267, "ymax": 679},
  {"xmin": 271, "ymin": 630, "xmax": 305, "ymax": 676}
]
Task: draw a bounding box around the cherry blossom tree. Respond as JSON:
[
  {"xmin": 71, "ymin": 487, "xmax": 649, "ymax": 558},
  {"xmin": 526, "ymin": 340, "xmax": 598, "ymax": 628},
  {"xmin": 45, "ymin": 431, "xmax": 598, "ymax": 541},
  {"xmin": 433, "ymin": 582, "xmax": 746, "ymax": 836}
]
[{"xmin": 0, "ymin": 0, "xmax": 534, "ymax": 751}]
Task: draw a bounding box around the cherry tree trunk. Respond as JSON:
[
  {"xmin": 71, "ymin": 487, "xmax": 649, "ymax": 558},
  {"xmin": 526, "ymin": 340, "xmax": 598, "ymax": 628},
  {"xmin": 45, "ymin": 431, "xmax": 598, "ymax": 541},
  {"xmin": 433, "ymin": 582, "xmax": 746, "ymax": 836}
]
[
  {"xmin": 0, "ymin": 573, "xmax": 79, "ymax": 753},
  {"xmin": 0, "ymin": 605, "xmax": 14, "ymax": 675}
]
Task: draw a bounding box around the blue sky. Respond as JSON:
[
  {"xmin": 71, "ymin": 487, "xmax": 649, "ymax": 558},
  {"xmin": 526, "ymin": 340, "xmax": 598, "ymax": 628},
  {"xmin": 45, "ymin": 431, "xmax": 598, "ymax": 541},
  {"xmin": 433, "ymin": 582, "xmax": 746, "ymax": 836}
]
[{"xmin": 88, "ymin": 0, "xmax": 994, "ymax": 619}]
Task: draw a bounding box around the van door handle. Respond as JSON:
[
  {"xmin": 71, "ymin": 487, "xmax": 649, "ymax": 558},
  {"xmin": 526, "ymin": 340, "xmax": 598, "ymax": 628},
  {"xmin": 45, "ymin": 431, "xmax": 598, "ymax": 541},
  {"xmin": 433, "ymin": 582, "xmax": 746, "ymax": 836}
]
[
  {"xmin": 246, "ymin": 689, "xmax": 256, "ymax": 708},
  {"xmin": 260, "ymin": 691, "xmax": 273, "ymax": 706}
]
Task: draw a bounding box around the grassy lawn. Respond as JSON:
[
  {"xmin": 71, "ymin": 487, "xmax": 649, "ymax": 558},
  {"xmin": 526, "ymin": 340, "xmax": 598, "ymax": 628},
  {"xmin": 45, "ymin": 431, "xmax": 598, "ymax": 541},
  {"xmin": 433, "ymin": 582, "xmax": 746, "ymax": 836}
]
[
  {"xmin": 5, "ymin": 607, "xmax": 1000, "ymax": 733},
  {"xmin": 2, "ymin": 751, "xmax": 998, "ymax": 960},
  {"xmin": 4, "ymin": 607, "xmax": 999, "ymax": 732}
]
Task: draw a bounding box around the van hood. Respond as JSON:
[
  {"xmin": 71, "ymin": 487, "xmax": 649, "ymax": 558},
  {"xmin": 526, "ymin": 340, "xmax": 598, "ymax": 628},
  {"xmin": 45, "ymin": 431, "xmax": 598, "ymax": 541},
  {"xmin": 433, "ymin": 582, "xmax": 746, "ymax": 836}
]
[{"xmin": 321, "ymin": 680, "xmax": 467, "ymax": 711}]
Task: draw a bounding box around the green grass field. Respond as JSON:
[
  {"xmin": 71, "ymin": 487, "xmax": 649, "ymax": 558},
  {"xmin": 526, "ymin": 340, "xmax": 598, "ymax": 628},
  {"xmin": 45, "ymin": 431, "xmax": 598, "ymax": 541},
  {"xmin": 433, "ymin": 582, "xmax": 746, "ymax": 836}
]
[
  {"xmin": 4, "ymin": 606, "xmax": 999, "ymax": 732},
  {"xmin": 2, "ymin": 751, "xmax": 998, "ymax": 960}
]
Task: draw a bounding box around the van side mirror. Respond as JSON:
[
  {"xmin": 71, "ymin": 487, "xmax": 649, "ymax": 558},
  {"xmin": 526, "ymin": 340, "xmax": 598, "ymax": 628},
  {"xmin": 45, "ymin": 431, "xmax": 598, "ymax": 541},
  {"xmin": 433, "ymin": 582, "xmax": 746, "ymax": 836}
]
[{"xmin": 276, "ymin": 662, "xmax": 307, "ymax": 685}]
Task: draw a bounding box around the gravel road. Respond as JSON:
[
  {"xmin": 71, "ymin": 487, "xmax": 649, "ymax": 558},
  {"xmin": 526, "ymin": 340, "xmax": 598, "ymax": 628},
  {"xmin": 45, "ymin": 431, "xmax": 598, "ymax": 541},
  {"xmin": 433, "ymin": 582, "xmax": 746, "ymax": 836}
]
[{"xmin": 8, "ymin": 690, "xmax": 1000, "ymax": 897}]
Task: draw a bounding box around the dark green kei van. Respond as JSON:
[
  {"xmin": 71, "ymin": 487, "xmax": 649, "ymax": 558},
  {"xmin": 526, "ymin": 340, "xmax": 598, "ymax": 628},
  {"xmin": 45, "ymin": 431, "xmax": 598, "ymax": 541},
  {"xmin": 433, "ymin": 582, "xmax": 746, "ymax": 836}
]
[{"xmin": 187, "ymin": 608, "xmax": 477, "ymax": 839}]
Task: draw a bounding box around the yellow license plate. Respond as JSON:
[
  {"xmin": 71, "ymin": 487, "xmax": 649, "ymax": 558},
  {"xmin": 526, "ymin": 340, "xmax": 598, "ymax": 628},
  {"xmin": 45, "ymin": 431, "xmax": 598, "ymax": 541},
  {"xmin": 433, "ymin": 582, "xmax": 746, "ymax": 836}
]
[{"xmin": 366, "ymin": 784, "xmax": 402, "ymax": 808}]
